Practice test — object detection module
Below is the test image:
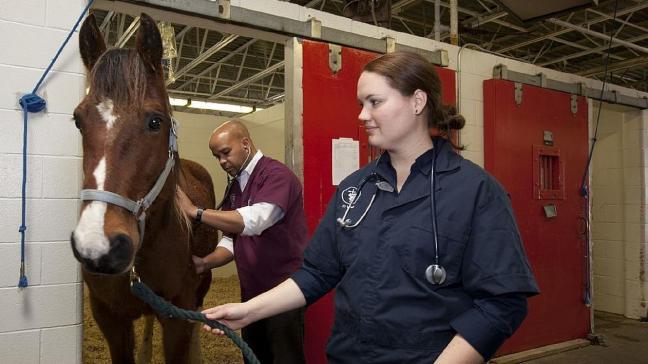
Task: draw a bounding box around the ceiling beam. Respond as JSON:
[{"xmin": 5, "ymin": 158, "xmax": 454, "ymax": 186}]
[
  {"xmin": 538, "ymin": 33, "xmax": 648, "ymax": 67},
  {"xmin": 495, "ymin": 1, "xmax": 648, "ymax": 54},
  {"xmin": 462, "ymin": 10, "xmax": 508, "ymax": 28},
  {"xmin": 115, "ymin": 16, "xmax": 140, "ymax": 48},
  {"xmin": 586, "ymin": 8, "xmax": 648, "ymax": 34},
  {"xmin": 209, "ymin": 61, "xmax": 285, "ymax": 100},
  {"xmin": 392, "ymin": 0, "xmax": 421, "ymax": 14},
  {"xmin": 577, "ymin": 56, "xmax": 648, "ymax": 77},
  {"xmin": 167, "ymin": 34, "xmax": 238, "ymax": 86},
  {"xmin": 547, "ymin": 18, "xmax": 648, "ymax": 54},
  {"xmin": 172, "ymin": 38, "xmax": 259, "ymax": 90},
  {"xmin": 99, "ymin": 10, "xmax": 115, "ymax": 32},
  {"xmin": 432, "ymin": 0, "xmax": 527, "ymax": 32}
]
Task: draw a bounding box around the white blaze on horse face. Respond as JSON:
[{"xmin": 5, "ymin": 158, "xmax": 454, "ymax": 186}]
[
  {"xmin": 73, "ymin": 157, "xmax": 111, "ymax": 260},
  {"xmin": 97, "ymin": 99, "xmax": 117, "ymax": 129}
]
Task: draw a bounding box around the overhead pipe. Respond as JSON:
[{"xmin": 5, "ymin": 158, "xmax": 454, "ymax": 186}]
[
  {"xmin": 434, "ymin": 0, "xmax": 441, "ymax": 41},
  {"xmin": 449, "ymin": 0, "xmax": 458, "ymax": 45}
]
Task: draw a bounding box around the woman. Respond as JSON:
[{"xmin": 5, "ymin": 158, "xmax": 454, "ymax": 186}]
[{"xmin": 202, "ymin": 51, "xmax": 539, "ymax": 363}]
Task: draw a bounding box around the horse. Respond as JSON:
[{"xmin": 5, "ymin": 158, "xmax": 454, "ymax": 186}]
[{"xmin": 70, "ymin": 13, "xmax": 218, "ymax": 363}]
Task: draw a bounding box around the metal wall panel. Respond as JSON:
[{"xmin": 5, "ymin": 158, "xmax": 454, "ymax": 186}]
[{"xmin": 484, "ymin": 79, "xmax": 591, "ymax": 355}]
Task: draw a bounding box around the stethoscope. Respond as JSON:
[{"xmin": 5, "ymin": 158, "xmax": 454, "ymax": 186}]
[
  {"xmin": 215, "ymin": 147, "xmax": 251, "ymax": 210},
  {"xmin": 336, "ymin": 150, "xmax": 447, "ymax": 285}
]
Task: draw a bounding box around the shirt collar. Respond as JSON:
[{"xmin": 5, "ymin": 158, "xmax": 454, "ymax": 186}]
[
  {"xmin": 237, "ymin": 150, "xmax": 263, "ymax": 181},
  {"xmin": 374, "ymin": 137, "xmax": 461, "ymax": 181}
]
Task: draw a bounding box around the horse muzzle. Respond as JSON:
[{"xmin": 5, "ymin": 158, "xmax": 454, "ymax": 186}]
[{"xmin": 71, "ymin": 232, "xmax": 135, "ymax": 275}]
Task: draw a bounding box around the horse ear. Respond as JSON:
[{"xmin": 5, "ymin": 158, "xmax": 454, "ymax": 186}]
[
  {"xmin": 136, "ymin": 13, "xmax": 163, "ymax": 74},
  {"xmin": 79, "ymin": 14, "xmax": 107, "ymax": 71}
]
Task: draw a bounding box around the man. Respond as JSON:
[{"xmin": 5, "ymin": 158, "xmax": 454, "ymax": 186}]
[{"xmin": 176, "ymin": 119, "xmax": 308, "ymax": 364}]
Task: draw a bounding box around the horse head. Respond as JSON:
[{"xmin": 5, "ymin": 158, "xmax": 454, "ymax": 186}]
[{"xmin": 71, "ymin": 13, "xmax": 176, "ymax": 275}]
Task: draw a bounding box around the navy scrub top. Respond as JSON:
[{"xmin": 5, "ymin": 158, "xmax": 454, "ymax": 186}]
[{"xmin": 292, "ymin": 137, "xmax": 539, "ymax": 363}]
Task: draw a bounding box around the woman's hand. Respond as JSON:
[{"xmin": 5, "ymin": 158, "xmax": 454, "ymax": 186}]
[
  {"xmin": 202, "ymin": 303, "xmax": 252, "ymax": 335},
  {"xmin": 176, "ymin": 187, "xmax": 197, "ymax": 218}
]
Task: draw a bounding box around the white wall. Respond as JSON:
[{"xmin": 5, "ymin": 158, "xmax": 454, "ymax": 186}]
[
  {"xmin": 590, "ymin": 104, "xmax": 648, "ymax": 318},
  {"xmin": 241, "ymin": 103, "xmax": 286, "ymax": 163},
  {"xmin": 590, "ymin": 103, "xmax": 648, "ymax": 318},
  {"xmin": 175, "ymin": 110, "xmax": 229, "ymax": 189},
  {"xmin": 0, "ymin": 0, "xmax": 87, "ymax": 362}
]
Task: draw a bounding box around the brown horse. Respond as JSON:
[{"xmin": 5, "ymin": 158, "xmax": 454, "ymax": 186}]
[{"xmin": 70, "ymin": 13, "xmax": 217, "ymax": 364}]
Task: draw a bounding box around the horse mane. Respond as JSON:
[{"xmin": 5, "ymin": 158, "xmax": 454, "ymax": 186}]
[
  {"xmin": 173, "ymin": 161, "xmax": 194, "ymax": 237},
  {"xmin": 89, "ymin": 49, "xmax": 149, "ymax": 107}
]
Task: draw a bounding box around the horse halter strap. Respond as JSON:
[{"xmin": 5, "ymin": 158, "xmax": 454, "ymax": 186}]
[{"xmin": 79, "ymin": 117, "xmax": 179, "ymax": 246}]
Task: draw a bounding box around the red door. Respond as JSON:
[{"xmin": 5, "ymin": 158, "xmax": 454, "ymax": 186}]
[
  {"xmin": 484, "ymin": 79, "xmax": 590, "ymax": 355},
  {"xmin": 301, "ymin": 39, "xmax": 456, "ymax": 363}
]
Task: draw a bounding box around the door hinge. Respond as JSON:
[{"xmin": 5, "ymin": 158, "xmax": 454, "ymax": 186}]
[
  {"xmin": 571, "ymin": 94, "xmax": 578, "ymax": 115},
  {"xmin": 514, "ymin": 82, "xmax": 523, "ymax": 106},
  {"xmin": 328, "ymin": 44, "xmax": 342, "ymax": 74}
]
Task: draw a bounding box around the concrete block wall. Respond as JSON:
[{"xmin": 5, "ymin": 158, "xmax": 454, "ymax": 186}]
[
  {"xmin": 589, "ymin": 104, "xmax": 648, "ymax": 319},
  {"xmin": 626, "ymin": 109, "xmax": 648, "ymax": 319},
  {"xmin": 0, "ymin": 0, "xmax": 87, "ymax": 362},
  {"xmin": 591, "ymin": 104, "xmax": 632, "ymax": 314},
  {"xmin": 241, "ymin": 103, "xmax": 286, "ymax": 163}
]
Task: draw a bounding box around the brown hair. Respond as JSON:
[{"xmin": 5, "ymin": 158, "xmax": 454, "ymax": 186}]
[{"xmin": 363, "ymin": 51, "xmax": 465, "ymax": 142}]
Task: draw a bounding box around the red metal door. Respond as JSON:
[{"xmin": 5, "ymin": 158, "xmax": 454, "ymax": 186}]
[
  {"xmin": 301, "ymin": 39, "xmax": 456, "ymax": 363},
  {"xmin": 484, "ymin": 79, "xmax": 590, "ymax": 355}
]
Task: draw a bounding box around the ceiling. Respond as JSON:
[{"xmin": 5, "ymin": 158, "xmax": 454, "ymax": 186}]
[{"xmin": 91, "ymin": 0, "xmax": 648, "ymax": 115}]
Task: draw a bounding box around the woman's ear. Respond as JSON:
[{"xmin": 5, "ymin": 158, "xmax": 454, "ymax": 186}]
[{"xmin": 413, "ymin": 89, "xmax": 428, "ymax": 115}]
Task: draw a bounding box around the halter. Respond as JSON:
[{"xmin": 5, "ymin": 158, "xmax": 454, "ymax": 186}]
[{"xmin": 79, "ymin": 116, "xmax": 179, "ymax": 248}]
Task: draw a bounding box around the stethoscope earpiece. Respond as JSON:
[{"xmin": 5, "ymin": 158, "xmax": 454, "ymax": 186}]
[{"xmin": 425, "ymin": 264, "xmax": 447, "ymax": 285}]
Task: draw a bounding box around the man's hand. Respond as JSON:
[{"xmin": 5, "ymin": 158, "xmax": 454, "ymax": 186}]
[
  {"xmin": 192, "ymin": 255, "xmax": 206, "ymax": 274},
  {"xmin": 176, "ymin": 187, "xmax": 197, "ymax": 218}
]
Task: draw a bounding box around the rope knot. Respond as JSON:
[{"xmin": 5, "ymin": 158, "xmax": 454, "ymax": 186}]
[
  {"xmin": 18, "ymin": 275, "xmax": 28, "ymax": 288},
  {"xmin": 19, "ymin": 93, "xmax": 47, "ymax": 113}
]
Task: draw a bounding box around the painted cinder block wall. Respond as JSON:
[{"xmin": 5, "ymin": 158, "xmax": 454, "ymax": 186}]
[
  {"xmin": 589, "ymin": 103, "xmax": 648, "ymax": 317},
  {"xmin": 0, "ymin": 0, "xmax": 88, "ymax": 362}
]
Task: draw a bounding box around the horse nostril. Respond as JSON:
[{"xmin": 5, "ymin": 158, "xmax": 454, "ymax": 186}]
[{"xmin": 107, "ymin": 234, "xmax": 134, "ymax": 272}]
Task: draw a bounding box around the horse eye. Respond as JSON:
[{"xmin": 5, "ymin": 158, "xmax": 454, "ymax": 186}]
[{"xmin": 148, "ymin": 116, "xmax": 162, "ymax": 131}]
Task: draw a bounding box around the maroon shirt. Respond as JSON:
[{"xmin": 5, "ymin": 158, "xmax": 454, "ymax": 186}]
[{"xmin": 223, "ymin": 156, "xmax": 308, "ymax": 301}]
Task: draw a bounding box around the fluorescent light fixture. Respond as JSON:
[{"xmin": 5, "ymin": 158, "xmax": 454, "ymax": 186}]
[
  {"xmin": 168, "ymin": 97, "xmax": 262, "ymax": 113},
  {"xmin": 169, "ymin": 97, "xmax": 189, "ymax": 106},
  {"xmin": 189, "ymin": 100, "xmax": 255, "ymax": 113}
]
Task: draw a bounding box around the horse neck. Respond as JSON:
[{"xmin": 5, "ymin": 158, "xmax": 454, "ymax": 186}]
[{"xmin": 139, "ymin": 167, "xmax": 190, "ymax": 260}]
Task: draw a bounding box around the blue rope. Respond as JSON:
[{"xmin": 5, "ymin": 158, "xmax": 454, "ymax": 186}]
[{"xmin": 17, "ymin": 0, "xmax": 95, "ymax": 288}]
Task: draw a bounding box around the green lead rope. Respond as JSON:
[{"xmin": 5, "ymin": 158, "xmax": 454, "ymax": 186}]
[{"xmin": 130, "ymin": 279, "xmax": 260, "ymax": 364}]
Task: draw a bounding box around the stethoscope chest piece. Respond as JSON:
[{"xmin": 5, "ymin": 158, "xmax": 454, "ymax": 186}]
[{"xmin": 425, "ymin": 264, "xmax": 446, "ymax": 285}]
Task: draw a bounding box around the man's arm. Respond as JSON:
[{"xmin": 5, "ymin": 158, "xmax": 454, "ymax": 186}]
[
  {"xmin": 194, "ymin": 237, "xmax": 234, "ymax": 273},
  {"xmin": 177, "ymin": 187, "xmax": 245, "ymax": 233}
]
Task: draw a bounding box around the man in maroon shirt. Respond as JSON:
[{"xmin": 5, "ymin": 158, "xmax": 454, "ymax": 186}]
[{"xmin": 177, "ymin": 119, "xmax": 308, "ymax": 364}]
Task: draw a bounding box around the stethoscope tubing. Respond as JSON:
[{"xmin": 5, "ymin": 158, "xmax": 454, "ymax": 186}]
[
  {"xmin": 215, "ymin": 148, "xmax": 251, "ymax": 210},
  {"xmin": 337, "ymin": 149, "xmax": 445, "ymax": 284}
]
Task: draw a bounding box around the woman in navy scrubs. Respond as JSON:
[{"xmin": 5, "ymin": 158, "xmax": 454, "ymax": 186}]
[{"xmin": 202, "ymin": 51, "xmax": 539, "ymax": 363}]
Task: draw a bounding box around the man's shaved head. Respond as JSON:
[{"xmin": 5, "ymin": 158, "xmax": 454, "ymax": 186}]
[
  {"xmin": 211, "ymin": 119, "xmax": 251, "ymax": 143},
  {"xmin": 209, "ymin": 119, "xmax": 257, "ymax": 177}
]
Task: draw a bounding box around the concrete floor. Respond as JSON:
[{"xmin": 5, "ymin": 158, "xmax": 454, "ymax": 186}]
[{"xmin": 525, "ymin": 311, "xmax": 648, "ymax": 363}]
